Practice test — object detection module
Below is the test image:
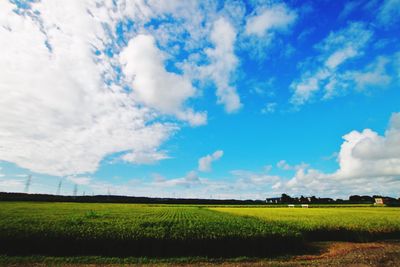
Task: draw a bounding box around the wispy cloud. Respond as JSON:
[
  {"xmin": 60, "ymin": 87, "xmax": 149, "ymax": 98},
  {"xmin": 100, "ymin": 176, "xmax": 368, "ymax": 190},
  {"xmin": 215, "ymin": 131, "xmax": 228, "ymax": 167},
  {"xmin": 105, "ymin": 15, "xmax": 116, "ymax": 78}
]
[
  {"xmin": 290, "ymin": 22, "xmax": 373, "ymax": 105},
  {"xmin": 245, "ymin": 3, "xmax": 297, "ymax": 37},
  {"xmin": 377, "ymin": 0, "xmax": 400, "ymax": 26},
  {"xmin": 198, "ymin": 150, "xmax": 224, "ymax": 172}
]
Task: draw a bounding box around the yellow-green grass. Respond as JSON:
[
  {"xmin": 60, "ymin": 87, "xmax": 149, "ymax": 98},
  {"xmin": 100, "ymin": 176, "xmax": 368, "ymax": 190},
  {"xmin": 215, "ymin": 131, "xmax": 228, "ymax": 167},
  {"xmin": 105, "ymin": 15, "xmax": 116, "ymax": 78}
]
[{"xmin": 211, "ymin": 207, "xmax": 400, "ymax": 241}]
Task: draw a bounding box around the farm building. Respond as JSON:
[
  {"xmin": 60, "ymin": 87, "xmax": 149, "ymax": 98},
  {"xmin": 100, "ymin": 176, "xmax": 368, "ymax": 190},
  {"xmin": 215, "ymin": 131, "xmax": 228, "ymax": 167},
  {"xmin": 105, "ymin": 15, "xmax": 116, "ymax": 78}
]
[
  {"xmin": 265, "ymin": 197, "xmax": 281, "ymax": 204},
  {"xmin": 374, "ymin": 198, "xmax": 384, "ymax": 205}
]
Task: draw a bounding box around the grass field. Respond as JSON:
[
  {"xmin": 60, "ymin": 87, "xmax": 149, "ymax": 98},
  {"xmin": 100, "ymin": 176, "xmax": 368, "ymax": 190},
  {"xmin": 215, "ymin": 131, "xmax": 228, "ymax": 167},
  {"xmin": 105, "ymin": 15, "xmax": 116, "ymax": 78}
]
[{"xmin": 0, "ymin": 202, "xmax": 399, "ymax": 257}]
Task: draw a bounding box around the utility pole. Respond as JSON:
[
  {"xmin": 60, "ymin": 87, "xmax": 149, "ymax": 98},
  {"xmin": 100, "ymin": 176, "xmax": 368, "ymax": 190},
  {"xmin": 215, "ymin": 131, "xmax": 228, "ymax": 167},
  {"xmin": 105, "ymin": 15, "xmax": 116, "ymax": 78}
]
[
  {"xmin": 56, "ymin": 178, "xmax": 62, "ymax": 195},
  {"xmin": 24, "ymin": 175, "xmax": 32, "ymax": 193}
]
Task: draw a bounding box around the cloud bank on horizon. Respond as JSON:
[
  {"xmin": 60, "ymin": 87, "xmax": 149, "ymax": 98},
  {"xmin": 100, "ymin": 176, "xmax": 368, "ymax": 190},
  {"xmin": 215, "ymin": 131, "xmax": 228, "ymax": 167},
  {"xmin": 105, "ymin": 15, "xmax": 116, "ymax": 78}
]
[{"xmin": 0, "ymin": 0, "xmax": 400, "ymax": 199}]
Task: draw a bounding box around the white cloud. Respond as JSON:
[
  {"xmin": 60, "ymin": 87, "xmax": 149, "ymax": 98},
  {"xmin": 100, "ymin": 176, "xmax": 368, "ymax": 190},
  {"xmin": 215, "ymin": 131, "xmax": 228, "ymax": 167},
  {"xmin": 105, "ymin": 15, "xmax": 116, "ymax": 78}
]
[
  {"xmin": 201, "ymin": 18, "xmax": 242, "ymax": 113},
  {"xmin": 325, "ymin": 47, "xmax": 358, "ymax": 69},
  {"xmin": 220, "ymin": 112, "xmax": 397, "ymax": 197},
  {"xmin": 198, "ymin": 150, "xmax": 224, "ymax": 172},
  {"xmin": 241, "ymin": 3, "xmax": 297, "ymax": 60},
  {"xmin": 336, "ymin": 112, "xmax": 400, "ymax": 178},
  {"xmin": 324, "ymin": 56, "xmax": 392, "ymax": 99},
  {"xmin": 347, "ymin": 57, "xmax": 391, "ymax": 91},
  {"xmin": 119, "ymin": 34, "xmax": 206, "ymax": 126},
  {"xmin": 121, "ymin": 150, "xmax": 170, "ymax": 164},
  {"xmin": 245, "ymin": 3, "xmax": 297, "ymax": 37},
  {"xmin": 273, "ymin": 112, "xmax": 400, "ymax": 197},
  {"xmin": 290, "ymin": 22, "xmax": 373, "ymax": 105},
  {"xmin": 0, "ymin": 1, "xmax": 198, "ymax": 177}
]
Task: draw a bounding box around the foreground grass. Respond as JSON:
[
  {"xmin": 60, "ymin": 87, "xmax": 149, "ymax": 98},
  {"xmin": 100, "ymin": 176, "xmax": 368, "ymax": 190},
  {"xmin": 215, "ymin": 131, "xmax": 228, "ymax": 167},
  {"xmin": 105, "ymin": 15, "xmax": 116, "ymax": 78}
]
[{"xmin": 0, "ymin": 202, "xmax": 399, "ymax": 257}]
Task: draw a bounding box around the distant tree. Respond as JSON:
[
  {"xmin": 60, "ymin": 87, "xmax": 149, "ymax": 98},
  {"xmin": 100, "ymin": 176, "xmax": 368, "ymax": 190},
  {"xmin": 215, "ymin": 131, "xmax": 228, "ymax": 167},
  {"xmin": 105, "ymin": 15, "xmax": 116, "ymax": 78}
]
[
  {"xmin": 281, "ymin": 193, "xmax": 293, "ymax": 203},
  {"xmin": 300, "ymin": 195, "xmax": 307, "ymax": 203},
  {"xmin": 349, "ymin": 195, "xmax": 361, "ymax": 202}
]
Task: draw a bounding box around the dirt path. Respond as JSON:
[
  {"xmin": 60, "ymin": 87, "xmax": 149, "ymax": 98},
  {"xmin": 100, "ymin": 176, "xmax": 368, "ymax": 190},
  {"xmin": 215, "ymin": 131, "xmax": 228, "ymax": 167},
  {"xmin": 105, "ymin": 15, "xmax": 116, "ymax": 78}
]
[{"xmin": 2, "ymin": 241, "xmax": 400, "ymax": 267}]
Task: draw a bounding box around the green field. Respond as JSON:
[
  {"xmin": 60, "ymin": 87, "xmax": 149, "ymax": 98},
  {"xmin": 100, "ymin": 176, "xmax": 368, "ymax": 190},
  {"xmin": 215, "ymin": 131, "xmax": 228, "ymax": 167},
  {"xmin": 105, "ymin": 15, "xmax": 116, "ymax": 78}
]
[{"xmin": 0, "ymin": 202, "xmax": 399, "ymax": 257}]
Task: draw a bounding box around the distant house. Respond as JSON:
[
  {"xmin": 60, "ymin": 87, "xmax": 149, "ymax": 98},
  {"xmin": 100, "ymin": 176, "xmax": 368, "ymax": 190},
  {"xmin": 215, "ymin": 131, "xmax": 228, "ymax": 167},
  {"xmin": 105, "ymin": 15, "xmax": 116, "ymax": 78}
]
[
  {"xmin": 266, "ymin": 197, "xmax": 281, "ymax": 204},
  {"xmin": 374, "ymin": 198, "xmax": 384, "ymax": 205},
  {"xmin": 374, "ymin": 197, "xmax": 398, "ymax": 205}
]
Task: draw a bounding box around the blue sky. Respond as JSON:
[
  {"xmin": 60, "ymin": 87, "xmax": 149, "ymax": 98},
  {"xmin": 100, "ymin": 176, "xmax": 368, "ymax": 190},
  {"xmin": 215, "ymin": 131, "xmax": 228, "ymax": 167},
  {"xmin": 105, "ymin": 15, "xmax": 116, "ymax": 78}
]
[{"xmin": 0, "ymin": 0, "xmax": 400, "ymax": 199}]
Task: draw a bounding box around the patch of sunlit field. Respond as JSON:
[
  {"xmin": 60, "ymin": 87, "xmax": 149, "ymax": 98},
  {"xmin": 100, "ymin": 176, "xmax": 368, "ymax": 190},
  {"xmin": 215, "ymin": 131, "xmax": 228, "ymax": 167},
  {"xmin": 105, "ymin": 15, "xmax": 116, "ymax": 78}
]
[{"xmin": 210, "ymin": 207, "xmax": 400, "ymax": 239}]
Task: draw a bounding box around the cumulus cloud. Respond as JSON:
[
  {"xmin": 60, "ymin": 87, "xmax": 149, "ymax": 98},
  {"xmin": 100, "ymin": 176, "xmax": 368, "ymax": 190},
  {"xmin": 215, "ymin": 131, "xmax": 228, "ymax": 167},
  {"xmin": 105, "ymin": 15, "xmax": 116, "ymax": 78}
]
[
  {"xmin": 273, "ymin": 112, "xmax": 400, "ymax": 197},
  {"xmin": 335, "ymin": 112, "xmax": 400, "ymax": 178},
  {"xmin": 201, "ymin": 18, "xmax": 242, "ymax": 113},
  {"xmin": 262, "ymin": 113, "xmax": 400, "ymax": 197},
  {"xmin": 245, "ymin": 3, "xmax": 297, "ymax": 37},
  {"xmin": 198, "ymin": 150, "xmax": 224, "ymax": 172},
  {"xmin": 120, "ymin": 34, "xmax": 206, "ymax": 126}
]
